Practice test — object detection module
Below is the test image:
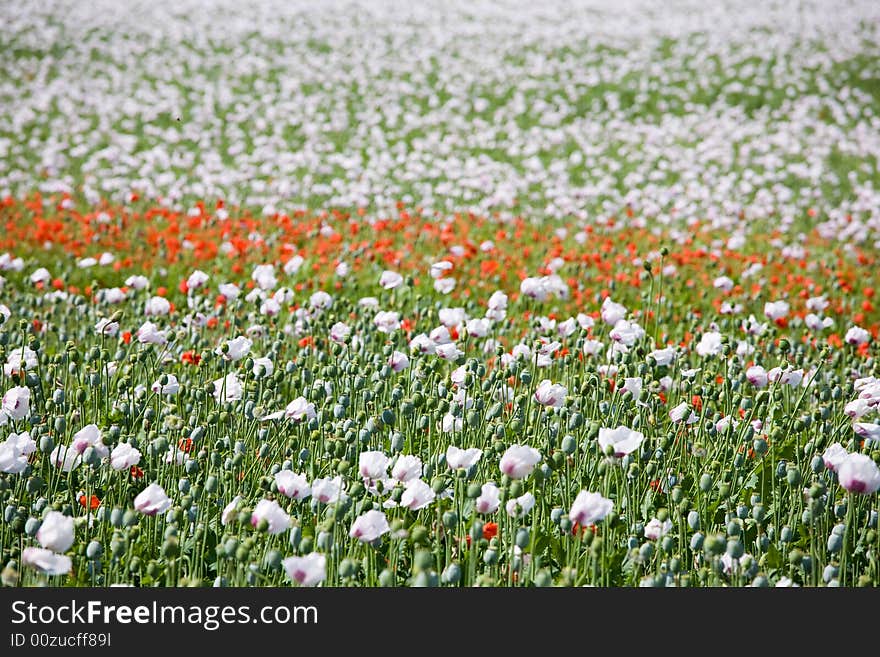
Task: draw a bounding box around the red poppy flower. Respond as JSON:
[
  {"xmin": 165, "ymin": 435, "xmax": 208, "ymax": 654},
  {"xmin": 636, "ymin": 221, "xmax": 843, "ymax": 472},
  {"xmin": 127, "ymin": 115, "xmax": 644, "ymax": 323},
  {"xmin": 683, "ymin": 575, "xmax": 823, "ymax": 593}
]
[{"xmin": 79, "ymin": 495, "xmax": 101, "ymax": 510}]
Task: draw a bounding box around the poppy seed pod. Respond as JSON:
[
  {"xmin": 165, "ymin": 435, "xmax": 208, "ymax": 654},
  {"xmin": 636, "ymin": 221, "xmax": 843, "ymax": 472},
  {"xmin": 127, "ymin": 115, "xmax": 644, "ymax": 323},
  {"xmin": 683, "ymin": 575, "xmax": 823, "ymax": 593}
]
[{"xmin": 441, "ymin": 562, "xmax": 461, "ymax": 584}]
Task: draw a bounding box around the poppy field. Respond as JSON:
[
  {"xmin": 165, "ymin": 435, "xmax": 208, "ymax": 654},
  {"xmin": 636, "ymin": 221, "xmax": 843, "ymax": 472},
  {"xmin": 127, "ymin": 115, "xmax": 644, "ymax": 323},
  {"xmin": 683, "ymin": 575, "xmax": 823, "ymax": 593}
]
[{"xmin": 2, "ymin": 0, "xmax": 880, "ymax": 588}]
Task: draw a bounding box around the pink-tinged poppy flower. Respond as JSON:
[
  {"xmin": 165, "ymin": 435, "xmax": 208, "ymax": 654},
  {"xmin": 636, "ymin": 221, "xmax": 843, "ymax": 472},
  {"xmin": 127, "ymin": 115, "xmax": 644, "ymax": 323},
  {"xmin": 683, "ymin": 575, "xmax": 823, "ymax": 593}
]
[
  {"xmin": 251, "ymin": 499, "xmax": 291, "ymax": 534},
  {"xmin": 392, "ymin": 455, "xmax": 422, "ymax": 483},
  {"xmin": 282, "ymin": 553, "xmax": 326, "ymax": 587},
  {"xmin": 359, "ymin": 451, "xmax": 390, "ymax": 480},
  {"xmin": 252, "ymin": 357, "xmax": 274, "ymax": 377},
  {"xmin": 374, "ymin": 311, "xmax": 401, "ymax": 333},
  {"xmin": 212, "ymin": 373, "xmax": 243, "ymax": 403},
  {"xmin": 466, "ymin": 318, "xmax": 491, "ymax": 337},
  {"xmin": 439, "ymin": 308, "xmax": 467, "ymax": 328},
  {"xmin": 4, "ymin": 346, "xmax": 38, "ymax": 376},
  {"xmin": 435, "ymin": 343, "xmax": 463, "ymax": 360},
  {"xmin": 644, "ymin": 517, "xmax": 673, "ymax": 540},
  {"xmin": 110, "ymin": 442, "xmax": 141, "ymax": 471},
  {"xmin": 285, "ymin": 396, "xmax": 316, "ymax": 421},
  {"xmin": 400, "ymin": 479, "xmax": 436, "ymax": 510},
  {"xmin": 430, "ymin": 326, "xmax": 452, "ymax": 344},
  {"xmin": 499, "ymin": 445, "xmax": 542, "ymax": 479},
  {"xmin": 601, "ymin": 297, "xmax": 627, "ymax": 325},
  {"xmin": 218, "ymin": 336, "xmax": 252, "ymax": 361},
  {"xmin": 21, "ymin": 547, "xmax": 71, "ymax": 576},
  {"xmin": 845, "ymin": 398, "xmax": 872, "ymax": 419},
  {"xmin": 95, "ymin": 317, "xmax": 119, "ymax": 336},
  {"xmin": 379, "ymin": 270, "xmax": 404, "ymax": 289},
  {"xmin": 845, "ymin": 326, "xmax": 871, "ymax": 346},
  {"xmin": 134, "ymin": 483, "xmax": 172, "ymax": 516},
  {"xmin": 569, "ymin": 490, "xmax": 613, "ymax": 526},
  {"xmin": 446, "ymin": 445, "xmax": 481, "ymax": 469},
  {"xmin": 475, "ymin": 482, "xmax": 501, "ymax": 514},
  {"xmin": 151, "ymin": 374, "xmax": 180, "ymax": 395},
  {"xmin": 260, "ymin": 298, "xmax": 281, "ymax": 316},
  {"xmin": 610, "ymin": 319, "xmax": 645, "ymax": 346},
  {"xmin": 713, "ymin": 276, "xmax": 734, "ymax": 291},
  {"xmin": 556, "ymin": 317, "xmax": 577, "ymax": 338},
  {"xmin": 36, "ymin": 511, "xmax": 75, "ymax": 553},
  {"xmin": 312, "ymin": 476, "xmax": 348, "ymax": 504},
  {"xmin": 430, "ymin": 261, "xmax": 453, "ymax": 278},
  {"xmin": 854, "ymin": 423, "xmax": 880, "ymax": 444},
  {"xmin": 441, "ymin": 413, "xmax": 463, "ymax": 433},
  {"xmin": 520, "ymin": 277, "xmax": 549, "ymax": 301},
  {"xmin": 622, "ymin": 377, "xmax": 642, "ymax": 400},
  {"xmin": 669, "ymin": 402, "xmax": 697, "ymax": 424},
  {"xmin": 71, "ymin": 424, "xmax": 108, "ymax": 458},
  {"xmin": 822, "ymin": 443, "xmax": 848, "ymax": 472},
  {"xmin": 746, "ymin": 366, "xmax": 768, "ymax": 388},
  {"xmin": 838, "ymin": 453, "xmax": 880, "ymax": 494},
  {"xmin": 742, "ymin": 315, "xmax": 767, "ymax": 336},
  {"xmin": 218, "ymin": 282, "xmax": 240, "ymax": 299},
  {"xmin": 764, "ymin": 301, "xmax": 789, "ymax": 320},
  {"xmin": 349, "ymin": 509, "xmax": 390, "ymax": 542},
  {"xmin": 221, "ymin": 496, "xmax": 242, "ymax": 525},
  {"xmin": 505, "ymin": 492, "xmax": 536, "ymax": 518},
  {"xmin": 434, "ymin": 278, "xmax": 455, "ymax": 294},
  {"xmin": 806, "ymin": 295, "xmax": 829, "ymax": 311},
  {"xmin": 124, "ymin": 275, "xmax": 149, "ymax": 290},
  {"xmin": 1, "ymin": 386, "xmax": 30, "ymax": 420},
  {"xmin": 329, "ymin": 322, "xmax": 351, "ymax": 343},
  {"xmin": 488, "ymin": 290, "xmax": 508, "ymax": 310},
  {"xmin": 283, "ymin": 255, "xmax": 305, "ymax": 276},
  {"xmin": 49, "ymin": 445, "xmax": 81, "ymax": 472},
  {"xmin": 252, "ymin": 264, "xmax": 277, "ymax": 290},
  {"xmin": 30, "ymin": 267, "xmax": 51, "ymax": 285},
  {"xmin": 695, "ymin": 331, "xmax": 723, "ymax": 357},
  {"xmin": 583, "ymin": 339, "xmax": 605, "ymax": 356},
  {"xmin": 275, "ymin": 471, "xmax": 311, "ymax": 500},
  {"xmin": 136, "ymin": 321, "xmax": 167, "ymax": 345},
  {"xmin": 409, "ymin": 334, "xmax": 436, "ymax": 354},
  {"xmin": 598, "ymin": 426, "xmax": 645, "ymax": 457},
  {"xmin": 648, "ymin": 347, "xmax": 675, "ymax": 366},
  {"xmin": 805, "ymin": 313, "xmax": 834, "ymax": 331},
  {"xmin": 144, "ymin": 296, "xmax": 171, "ymax": 316},
  {"xmin": 534, "ymin": 379, "xmax": 567, "ymax": 408},
  {"xmin": 388, "ymin": 350, "xmax": 410, "ymax": 372},
  {"xmin": 576, "ymin": 313, "xmax": 594, "ymax": 330},
  {"xmin": 0, "ymin": 431, "xmax": 35, "ymax": 474},
  {"xmin": 783, "ymin": 369, "xmax": 804, "ymax": 387},
  {"xmin": 309, "ymin": 291, "xmax": 332, "ymax": 310},
  {"xmin": 186, "ymin": 270, "xmax": 209, "ymax": 290}
]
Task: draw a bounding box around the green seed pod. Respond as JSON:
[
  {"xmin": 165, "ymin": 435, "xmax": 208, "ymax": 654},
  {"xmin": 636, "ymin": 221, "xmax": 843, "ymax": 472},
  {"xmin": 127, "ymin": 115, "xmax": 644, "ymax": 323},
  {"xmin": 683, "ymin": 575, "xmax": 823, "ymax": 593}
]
[
  {"xmin": 441, "ymin": 562, "xmax": 462, "ymax": 584},
  {"xmin": 378, "ymin": 569, "xmax": 395, "ymax": 587}
]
